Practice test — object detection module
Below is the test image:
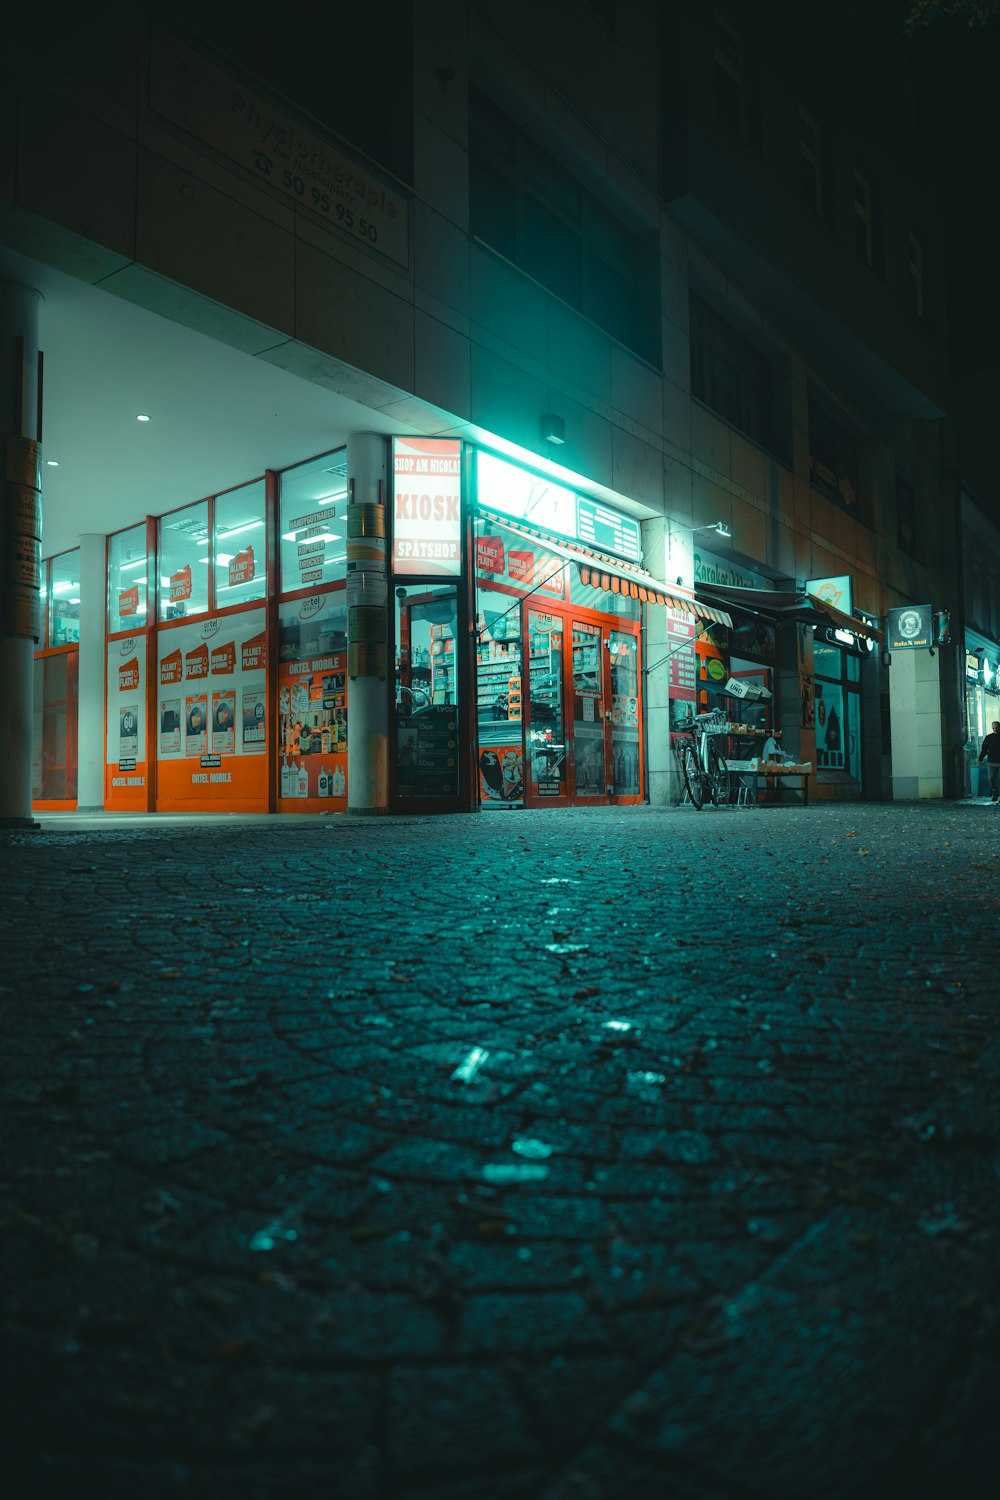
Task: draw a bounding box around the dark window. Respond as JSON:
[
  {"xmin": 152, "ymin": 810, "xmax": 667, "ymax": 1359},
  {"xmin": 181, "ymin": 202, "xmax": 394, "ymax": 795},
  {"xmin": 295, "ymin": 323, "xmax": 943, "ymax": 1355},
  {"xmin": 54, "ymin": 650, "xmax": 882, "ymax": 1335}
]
[
  {"xmin": 853, "ymin": 166, "xmax": 884, "ymax": 275},
  {"xmin": 469, "ymin": 89, "xmax": 659, "ymax": 364},
  {"xmin": 690, "ymin": 293, "xmax": 775, "ymax": 450},
  {"xmin": 713, "ymin": 10, "xmax": 760, "ymax": 149},
  {"xmin": 896, "ymin": 474, "xmax": 918, "ymax": 558},
  {"xmin": 907, "ymin": 233, "xmax": 928, "ymax": 320},
  {"xmin": 800, "ymin": 108, "xmax": 835, "ymax": 227},
  {"xmin": 809, "ymin": 400, "xmax": 864, "ymax": 520}
]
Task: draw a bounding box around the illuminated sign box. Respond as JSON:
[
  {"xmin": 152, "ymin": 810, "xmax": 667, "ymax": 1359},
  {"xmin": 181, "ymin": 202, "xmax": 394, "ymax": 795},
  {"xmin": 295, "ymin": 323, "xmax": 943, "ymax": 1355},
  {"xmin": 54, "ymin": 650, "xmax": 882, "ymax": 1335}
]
[
  {"xmin": 476, "ymin": 452, "xmax": 641, "ymax": 562},
  {"xmin": 886, "ymin": 604, "xmax": 932, "ymax": 650}
]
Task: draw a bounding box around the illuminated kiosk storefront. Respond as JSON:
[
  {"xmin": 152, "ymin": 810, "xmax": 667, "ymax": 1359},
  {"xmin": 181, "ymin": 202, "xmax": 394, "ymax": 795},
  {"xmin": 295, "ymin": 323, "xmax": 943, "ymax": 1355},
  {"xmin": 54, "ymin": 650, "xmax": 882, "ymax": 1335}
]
[
  {"xmin": 93, "ymin": 435, "xmax": 717, "ymax": 817},
  {"xmin": 463, "ymin": 450, "xmax": 708, "ymax": 809}
]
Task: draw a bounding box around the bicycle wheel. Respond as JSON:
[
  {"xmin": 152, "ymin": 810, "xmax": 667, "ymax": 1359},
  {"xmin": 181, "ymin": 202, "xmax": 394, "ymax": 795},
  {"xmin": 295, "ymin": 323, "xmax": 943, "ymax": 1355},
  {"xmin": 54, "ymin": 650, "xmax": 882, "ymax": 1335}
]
[
  {"xmin": 681, "ymin": 742, "xmax": 704, "ymax": 810},
  {"xmin": 708, "ymin": 747, "xmax": 730, "ymax": 806}
]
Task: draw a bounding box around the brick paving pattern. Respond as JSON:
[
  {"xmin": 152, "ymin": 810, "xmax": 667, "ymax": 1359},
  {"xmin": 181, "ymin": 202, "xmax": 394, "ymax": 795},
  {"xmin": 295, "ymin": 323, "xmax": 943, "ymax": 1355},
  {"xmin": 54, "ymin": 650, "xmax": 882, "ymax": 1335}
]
[{"xmin": 2, "ymin": 801, "xmax": 1000, "ymax": 1499}]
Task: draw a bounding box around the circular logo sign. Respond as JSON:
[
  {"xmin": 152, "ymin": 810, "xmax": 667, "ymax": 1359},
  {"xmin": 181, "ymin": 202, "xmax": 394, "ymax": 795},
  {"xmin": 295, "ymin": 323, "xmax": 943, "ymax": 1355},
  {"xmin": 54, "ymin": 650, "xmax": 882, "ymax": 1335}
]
[
  {"xmin": 897, "ymin": 608, "xmax": 924, "ymax": 641},
  {"xmin": 707, "ymin": 658, "xmax": 726, "ymax": 681}
]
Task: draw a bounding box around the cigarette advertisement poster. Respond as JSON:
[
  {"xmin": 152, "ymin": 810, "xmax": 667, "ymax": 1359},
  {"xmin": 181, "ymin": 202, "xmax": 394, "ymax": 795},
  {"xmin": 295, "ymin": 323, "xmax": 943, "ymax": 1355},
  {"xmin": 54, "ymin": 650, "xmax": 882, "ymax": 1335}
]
[
  {"xmin": 155, "ymin": 608, "xmax": 268, "ymax": 809},
  {"xmin": 105, "ymin": 636, "xmax": 148, "ymax": 808}
]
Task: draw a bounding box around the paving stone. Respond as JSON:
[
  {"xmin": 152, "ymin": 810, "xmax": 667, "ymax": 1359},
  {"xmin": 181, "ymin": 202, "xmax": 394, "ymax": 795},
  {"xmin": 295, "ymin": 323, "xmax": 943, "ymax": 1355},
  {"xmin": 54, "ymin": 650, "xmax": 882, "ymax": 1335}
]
[{"xmin": 3, "ymin": 802, "xmax": 1000, "ymax": 1497}]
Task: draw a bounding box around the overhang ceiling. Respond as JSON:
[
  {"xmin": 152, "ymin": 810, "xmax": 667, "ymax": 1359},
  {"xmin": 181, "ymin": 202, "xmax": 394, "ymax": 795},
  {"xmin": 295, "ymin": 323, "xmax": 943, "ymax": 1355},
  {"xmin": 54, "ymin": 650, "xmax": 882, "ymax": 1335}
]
[{"xmin": 0, "ymin": 248, "xmax": 417, "ymax": 559}]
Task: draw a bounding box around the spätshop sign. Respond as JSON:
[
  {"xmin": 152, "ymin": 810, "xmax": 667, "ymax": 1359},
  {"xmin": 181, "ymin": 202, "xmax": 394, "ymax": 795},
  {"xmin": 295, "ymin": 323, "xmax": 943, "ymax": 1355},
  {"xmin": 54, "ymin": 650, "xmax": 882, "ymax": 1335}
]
[{"xmin": 392, "ymin": 437, "xmax": 461, "ymax": 577}]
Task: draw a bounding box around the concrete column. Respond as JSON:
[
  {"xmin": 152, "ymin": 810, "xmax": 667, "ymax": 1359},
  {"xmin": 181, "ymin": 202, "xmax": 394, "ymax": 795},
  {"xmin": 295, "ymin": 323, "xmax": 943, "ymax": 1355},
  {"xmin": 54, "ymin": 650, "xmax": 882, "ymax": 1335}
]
[
  {"xmin": 76, "ymin": 532, "xmax": 106, "ymax": 811},
  {"xmin": 0, "ymin": 280, "xmax": 42, "ymax": 828},
  {"xmin": 890, "ymin": 647, "xmax": 945, "ymax": 799},
  {"xmin": 642, "ymin": 516, "xmax": 678, "ymax": 806},
  {"xmin": 345, "ymin": 433, "xmax": 389, "ymax": 815}
]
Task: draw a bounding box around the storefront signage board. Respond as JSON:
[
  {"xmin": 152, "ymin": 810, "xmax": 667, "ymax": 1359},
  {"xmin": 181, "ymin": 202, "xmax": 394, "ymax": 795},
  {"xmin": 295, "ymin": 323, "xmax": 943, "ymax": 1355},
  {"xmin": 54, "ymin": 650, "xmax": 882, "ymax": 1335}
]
[
  {"xmin": 576, "ymin": 496, "xmax": 641, "ymax": 562},
  {"xmin": 806, "ymin": 574, "xmax": 853, "ymax": 615},
  {"xmin": 694, "ymin": 549, "xmax": 763, "ymax": 591},
  {"xmin": 149, "ymin": 28, "xmax": 409, "ymax": 267},
  {"xmin": 392, "ymin": 437, "xmax": 462, "ymax": 576},
  {"xmin": 886, "ymin": 604, "xmax": 933, "ymax": 650},
  {"xmin": 477, "ymin": 452, "xmax": 640, "ymax": 563}
]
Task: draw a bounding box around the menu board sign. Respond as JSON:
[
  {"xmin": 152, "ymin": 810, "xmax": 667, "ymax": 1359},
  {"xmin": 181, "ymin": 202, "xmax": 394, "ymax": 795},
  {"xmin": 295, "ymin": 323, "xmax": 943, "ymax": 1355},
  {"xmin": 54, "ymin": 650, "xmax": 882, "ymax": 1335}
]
[
  {"xmin": 396, "ymin": 706, "xmax": 459, "ymax": 797},
  {"xmin": 666, "ymin": 608, "xmax": 697, "ymax": 732},
  {"xmin": 576, "ymin": 496, "xmax": 641, "ymax": 562}
]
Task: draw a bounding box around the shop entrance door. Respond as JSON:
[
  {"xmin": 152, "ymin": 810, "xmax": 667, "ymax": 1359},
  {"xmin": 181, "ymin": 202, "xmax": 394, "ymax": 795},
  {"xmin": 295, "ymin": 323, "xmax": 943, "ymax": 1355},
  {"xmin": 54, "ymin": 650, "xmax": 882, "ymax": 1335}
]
[{"xmin": 519, "ymin": 603, "xmax": 643, "ymax": 806}]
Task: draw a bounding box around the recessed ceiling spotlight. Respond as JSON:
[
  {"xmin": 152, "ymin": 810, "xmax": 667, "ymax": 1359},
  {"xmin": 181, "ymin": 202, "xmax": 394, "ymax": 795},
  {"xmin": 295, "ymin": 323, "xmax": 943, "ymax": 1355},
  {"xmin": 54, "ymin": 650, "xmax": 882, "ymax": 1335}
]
[
  {"xmin": 136, "ymin": 413, "xmax": 151, "ymax": 422},
  {"xmin": 46, "ymin": 459, "xmax": 59, "ymax": 466}
]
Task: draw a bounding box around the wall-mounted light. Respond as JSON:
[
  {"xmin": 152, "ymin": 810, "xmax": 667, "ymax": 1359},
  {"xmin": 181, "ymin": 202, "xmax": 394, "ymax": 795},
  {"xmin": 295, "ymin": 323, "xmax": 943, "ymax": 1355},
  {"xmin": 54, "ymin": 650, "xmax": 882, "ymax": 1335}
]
[
  {"xmin": 541, "ymin": 413, "xmax": 565, "ymax": 445},
  {"xmin": 669, "ymin": 519, "xmax": 730, "ymax": 538}
]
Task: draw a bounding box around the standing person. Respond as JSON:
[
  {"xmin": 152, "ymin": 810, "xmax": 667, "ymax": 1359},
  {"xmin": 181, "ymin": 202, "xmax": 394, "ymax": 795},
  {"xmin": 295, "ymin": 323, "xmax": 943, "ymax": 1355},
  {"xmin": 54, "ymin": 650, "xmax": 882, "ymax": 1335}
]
[{"xmin": 977, "ymin": 720, "xmax": 1000, "ymax": 801}]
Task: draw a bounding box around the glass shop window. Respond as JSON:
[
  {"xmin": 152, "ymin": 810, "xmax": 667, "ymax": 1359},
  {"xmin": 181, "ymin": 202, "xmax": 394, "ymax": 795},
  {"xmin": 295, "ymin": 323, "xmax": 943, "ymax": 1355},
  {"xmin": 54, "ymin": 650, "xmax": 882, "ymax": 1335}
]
[
  {"xmin": 108, "ymin": 523, "xmax": 149, "ymax": 634},
  {"xmin": 278, "ymin": 593, "xmax": 348, "ymax": 664},
  {"xmin": 159, "ymin": 501, "xmax": 210, "ymax": 621},
  {"xmin": 49, "ymin": 549, "xmax": 81, "ymax": 646},
  {"xmin": 280, "ymin": 450, "xmax": 348, "ymax": 595},
  {"xmin": 215, "ymin": 479, "xmax": 266, "ymax": 608}
]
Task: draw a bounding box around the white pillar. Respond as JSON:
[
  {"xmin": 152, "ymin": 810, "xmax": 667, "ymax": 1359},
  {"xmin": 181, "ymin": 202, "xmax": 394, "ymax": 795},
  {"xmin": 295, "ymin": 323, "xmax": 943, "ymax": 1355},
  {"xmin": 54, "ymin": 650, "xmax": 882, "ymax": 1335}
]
[
  {"xmin": 889, "ymin": 647, "xmax": 945, "ymax": 799},
  {"xmin": 0, "ymin": 280, "xmax": 42, "ymax": 828},
  {"xmin": 76, "ymin": 532, "xmax": 106, "ymax": 810},
  {"xmin": 345, "ymin": 433, "xmax": 389, "ymax": 814}
]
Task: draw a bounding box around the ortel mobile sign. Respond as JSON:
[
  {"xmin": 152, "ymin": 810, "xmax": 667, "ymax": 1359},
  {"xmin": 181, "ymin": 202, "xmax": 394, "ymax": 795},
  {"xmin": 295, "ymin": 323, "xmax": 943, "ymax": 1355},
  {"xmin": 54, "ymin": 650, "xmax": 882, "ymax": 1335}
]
[
  {"xmin": 392, "ymin": 438, "xmax": 462, "ymax": 577},
  {"xmin": 886, "ymin": 604, "xmax": 933, "ymax": 650}
]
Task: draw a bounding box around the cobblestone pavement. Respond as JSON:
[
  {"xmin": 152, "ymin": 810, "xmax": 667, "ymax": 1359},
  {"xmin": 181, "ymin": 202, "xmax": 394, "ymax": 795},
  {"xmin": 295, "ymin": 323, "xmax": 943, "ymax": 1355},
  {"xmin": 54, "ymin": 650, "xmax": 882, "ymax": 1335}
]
[{"xmin": 2, "ymin": 801, "xmax": 1000, "ymax": 1500}]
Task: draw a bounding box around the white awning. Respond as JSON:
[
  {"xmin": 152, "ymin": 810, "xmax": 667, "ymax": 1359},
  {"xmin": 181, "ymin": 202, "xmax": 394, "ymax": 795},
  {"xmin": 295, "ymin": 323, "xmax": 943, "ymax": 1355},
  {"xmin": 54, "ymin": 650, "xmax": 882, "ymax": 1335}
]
[{"xmin": 477, "ymin": 507, "xmax": 733, "ymax": 626}]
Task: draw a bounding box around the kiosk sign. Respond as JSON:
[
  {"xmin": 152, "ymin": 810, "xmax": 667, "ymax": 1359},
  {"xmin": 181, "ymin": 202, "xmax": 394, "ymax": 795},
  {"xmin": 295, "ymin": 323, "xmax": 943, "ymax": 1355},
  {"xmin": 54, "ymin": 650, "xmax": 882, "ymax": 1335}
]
[{"xmin": 392, "ymin": 438, "xmax": 461, "ymax": 576}]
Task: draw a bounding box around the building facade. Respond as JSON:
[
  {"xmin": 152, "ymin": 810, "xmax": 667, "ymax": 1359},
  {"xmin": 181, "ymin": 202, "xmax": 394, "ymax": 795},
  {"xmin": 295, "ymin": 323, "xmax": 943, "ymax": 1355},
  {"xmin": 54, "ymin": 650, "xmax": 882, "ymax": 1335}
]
[{"xmin": 0, "ymin": 0, "xmax": 962, "ymax": 823}]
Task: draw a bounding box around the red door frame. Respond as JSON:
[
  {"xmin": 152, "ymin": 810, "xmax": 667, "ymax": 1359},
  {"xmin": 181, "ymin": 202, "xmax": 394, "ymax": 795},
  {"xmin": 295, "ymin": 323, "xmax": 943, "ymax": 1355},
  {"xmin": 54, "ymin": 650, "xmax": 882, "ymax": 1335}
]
[{"xmin": 517, "ymin": 595, "xmax": 644, "ymax": 808}]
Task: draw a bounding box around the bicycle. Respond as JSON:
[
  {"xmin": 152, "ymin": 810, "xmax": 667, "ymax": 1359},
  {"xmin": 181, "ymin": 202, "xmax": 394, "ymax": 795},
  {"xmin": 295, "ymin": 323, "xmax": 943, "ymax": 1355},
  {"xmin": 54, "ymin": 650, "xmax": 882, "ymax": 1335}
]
[{"xmin": 674, "ymin": 709, "xmax": 731, "ymax": 810}]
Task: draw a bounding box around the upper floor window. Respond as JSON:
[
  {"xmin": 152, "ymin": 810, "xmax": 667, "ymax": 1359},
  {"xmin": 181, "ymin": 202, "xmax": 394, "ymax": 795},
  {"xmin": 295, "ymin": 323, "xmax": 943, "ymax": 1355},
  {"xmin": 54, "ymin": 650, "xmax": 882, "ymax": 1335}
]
[
  {"xmin": 809, "ymin": 400, "xmax": 864, "ymax": 522},
  {"xmin": 713, "ymin": 10, "xmax": 760, "ymax": 149},
  {"xmin": 469, "ymin": 89, "xmax": 659, "ymax": 365},
  {"xmin": 803, "ymin": 107, "xmax": 833, "ymax": 222},
  {"xmin": 854, "ymin": 170, "xmax": 873, "ymax": 265},
  {"xmin": 896, "ymin": 473, "xmax": 918, "ymax": 558},
  {"xmin": 907, "ymin": 233, "xmax": 926, "ymax": 319},
  {"xmin": 691, "ymin": 292, "xmax": 775, "ymax": 451}
]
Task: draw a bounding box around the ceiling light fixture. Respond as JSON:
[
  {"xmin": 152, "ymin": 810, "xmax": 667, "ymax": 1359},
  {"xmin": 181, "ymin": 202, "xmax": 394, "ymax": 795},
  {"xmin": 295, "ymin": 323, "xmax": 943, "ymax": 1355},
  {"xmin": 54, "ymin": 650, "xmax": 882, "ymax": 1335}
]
[
  {"xmin": 46, "ymin": 459, "xmax": 59, "ymax": 467},
  {"xmin": 136, "ymin": 413, "xmax": 151, "ymax": 422},
  {"xmin": 217, "ymin": 520, "xmax": 264, "ymax": 540}
]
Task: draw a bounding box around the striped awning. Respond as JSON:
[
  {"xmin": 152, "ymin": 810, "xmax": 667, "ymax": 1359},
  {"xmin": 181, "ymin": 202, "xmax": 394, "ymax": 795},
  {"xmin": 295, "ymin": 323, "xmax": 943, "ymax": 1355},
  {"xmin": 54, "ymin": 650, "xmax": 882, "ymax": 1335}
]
[{"xmin": 477, "ymin": 507, "xmax": 733, "ymax": 626}]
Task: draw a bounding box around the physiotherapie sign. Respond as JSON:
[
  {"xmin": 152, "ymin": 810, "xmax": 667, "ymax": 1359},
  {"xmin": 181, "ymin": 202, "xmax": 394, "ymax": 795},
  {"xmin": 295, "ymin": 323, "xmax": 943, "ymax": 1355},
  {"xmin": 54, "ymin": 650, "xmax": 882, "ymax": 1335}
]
[
  {"xmin": 149, "ymin": 27, "xmax": 408, "ymax": 268},
  {"xmin": 392, "ymin": 438, "xmax": 462, "ymax": 577}
]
